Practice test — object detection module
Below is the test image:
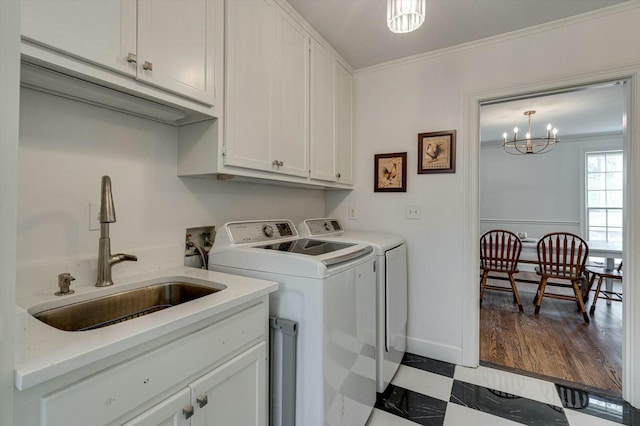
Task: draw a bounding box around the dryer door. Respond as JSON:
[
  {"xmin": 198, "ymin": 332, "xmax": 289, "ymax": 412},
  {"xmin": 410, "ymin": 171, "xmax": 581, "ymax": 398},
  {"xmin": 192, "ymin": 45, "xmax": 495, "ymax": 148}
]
[{"xmin": 386, "ymin": 244, "xmax": 407, "ymax": 353}]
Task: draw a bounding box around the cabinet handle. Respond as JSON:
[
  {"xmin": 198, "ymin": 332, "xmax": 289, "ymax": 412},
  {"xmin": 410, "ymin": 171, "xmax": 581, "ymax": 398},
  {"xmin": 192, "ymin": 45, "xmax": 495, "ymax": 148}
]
[
  {"xmin": 197, "ymin": 394, "xmax": 208, "ymax": 408},
  {"xmin": 142, "ymin": 61, "xmax": 153, "ymax": 71},
  {"xmin": 182, "ymin": 405, "xmax": 194, "ymax": 419},
  {"xmin": 126, "ymin": 53, "xmax": 137, "ymax": 64},
  {"xmin": 336, "ymin": 172, "xmax": 341, "ymax": 179}
]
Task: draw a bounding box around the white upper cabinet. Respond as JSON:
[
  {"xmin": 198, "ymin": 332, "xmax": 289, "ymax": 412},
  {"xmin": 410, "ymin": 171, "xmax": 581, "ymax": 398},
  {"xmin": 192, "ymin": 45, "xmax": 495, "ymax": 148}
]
[
  {"xmin": 22, "ymin": 0, "xmax": 216, "ymax": 106},
  {"xmin": 310, "ymin": 39, "xmax": 353, "ymax": 184},
  {"xmin": 22, "ymin": 0, "xmax": 137, "ymax": 77},
  {"xmin": 310, "ymin": 39, "xmax": 337, "ymax": 182},
  {"xmin": 137, "ymin": 0, "xmax": 215, "ymax": 105},
  {"xmin": 225, "ymin": 0, "xmax": 276, "ymax": 172},
  {"xmin": 272, "ymin": 9, "xmax": 309, "ymax": 177},
  {"xmin": 225, "ymin": 0, "xmax": 308, "ymax": 178},
  {"xmin": 334, "ymin": 61, "xmax": 354, "ymax": 185}
]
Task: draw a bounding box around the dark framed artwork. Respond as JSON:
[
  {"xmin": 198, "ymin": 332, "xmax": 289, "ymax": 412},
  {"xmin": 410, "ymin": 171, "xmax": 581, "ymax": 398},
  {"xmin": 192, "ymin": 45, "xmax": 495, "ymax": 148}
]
[
  {"xmin": 417, "ymin": 130, "xmax": 456, "ymax": 174},
  {"xmin": 374, "ymin": 152, "xmax": 407, "ymax": 192}
]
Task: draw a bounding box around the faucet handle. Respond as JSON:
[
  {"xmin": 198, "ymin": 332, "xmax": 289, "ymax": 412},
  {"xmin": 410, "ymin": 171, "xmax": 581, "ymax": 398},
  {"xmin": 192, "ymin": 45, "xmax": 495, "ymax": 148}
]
[{"xmin": 56, "ymin": 273, "xmax": 76, "ymax": 296}]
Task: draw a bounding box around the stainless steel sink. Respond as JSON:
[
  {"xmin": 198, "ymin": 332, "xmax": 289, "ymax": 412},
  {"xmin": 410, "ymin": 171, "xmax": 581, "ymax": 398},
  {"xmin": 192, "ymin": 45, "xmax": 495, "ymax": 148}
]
[{"xmin": 32, "ymin": 282, "xmax": 221, "ymax": 332}]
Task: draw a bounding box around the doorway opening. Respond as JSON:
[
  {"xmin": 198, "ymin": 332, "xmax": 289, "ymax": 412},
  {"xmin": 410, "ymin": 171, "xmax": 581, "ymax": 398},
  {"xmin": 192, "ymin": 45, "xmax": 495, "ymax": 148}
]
[{"xmin": 478, "ymin": 80, "xmax": 627, "ymax": 396}]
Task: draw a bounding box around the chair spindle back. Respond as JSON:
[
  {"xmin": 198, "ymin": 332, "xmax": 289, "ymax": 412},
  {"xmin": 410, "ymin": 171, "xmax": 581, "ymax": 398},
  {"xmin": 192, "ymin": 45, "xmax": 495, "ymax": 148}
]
[
  {"xmin": 537, "ymin": 232, "xmax": 588, "ymax": 279},
  {"xmin": 480, "ymin": 230, "xmax": 522, "ymax": 273}
]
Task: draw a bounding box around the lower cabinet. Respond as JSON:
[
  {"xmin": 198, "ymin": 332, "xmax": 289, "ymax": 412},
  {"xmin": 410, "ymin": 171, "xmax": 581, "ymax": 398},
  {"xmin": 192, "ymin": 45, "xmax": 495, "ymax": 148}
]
[
  {"xmin": 123, "ymin": 388, "xmax": 191, "ymax": 426},
  {"xmin": 124, "ymin": 342, "xmax": 267, "ymax": 426},
  {"xmin": 16, "ymin": 299, "xmax": 269, "ymax": 426}
]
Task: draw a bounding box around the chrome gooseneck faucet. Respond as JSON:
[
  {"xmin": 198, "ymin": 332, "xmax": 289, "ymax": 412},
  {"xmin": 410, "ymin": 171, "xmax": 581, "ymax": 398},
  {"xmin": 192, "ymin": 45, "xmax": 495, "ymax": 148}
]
[{"xmin": 95, "ymin": 176, "xmax": 137, "ymax": 287}]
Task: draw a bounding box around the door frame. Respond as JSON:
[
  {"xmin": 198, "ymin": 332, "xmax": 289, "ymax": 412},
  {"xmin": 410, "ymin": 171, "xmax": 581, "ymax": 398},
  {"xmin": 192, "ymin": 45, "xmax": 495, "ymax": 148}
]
[{"xmin": 462, "ymin": 63, "xmax": 640, "ymax": 406}]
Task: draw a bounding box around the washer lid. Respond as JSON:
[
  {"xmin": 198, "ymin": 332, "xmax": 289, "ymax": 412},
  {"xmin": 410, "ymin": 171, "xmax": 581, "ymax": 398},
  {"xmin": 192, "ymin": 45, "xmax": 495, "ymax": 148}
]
[{"xmin": 253, "ymin": 238, "xmax": 354, "ymax": 255}]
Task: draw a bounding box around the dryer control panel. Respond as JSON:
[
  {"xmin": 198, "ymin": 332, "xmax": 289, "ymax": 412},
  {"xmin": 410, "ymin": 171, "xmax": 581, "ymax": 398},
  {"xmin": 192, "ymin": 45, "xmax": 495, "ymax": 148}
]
[
  {"xmin": 301, "ymin": 218, "xmax": 343, "ymax": 236},
  {"xmin": 226, "ymin": 220, "xmax": 297, "ymax": 244}
]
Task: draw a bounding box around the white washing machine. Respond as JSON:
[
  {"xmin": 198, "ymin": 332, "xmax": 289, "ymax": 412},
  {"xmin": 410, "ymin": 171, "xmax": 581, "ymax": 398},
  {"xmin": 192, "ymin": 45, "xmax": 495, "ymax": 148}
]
[
  {"xmin": 298, "ymin": 218, "xmax": 407, "ymax": 394},
  {"xmin": 208, "ymin": 220, "xmax": 377, "ymax": 426}
]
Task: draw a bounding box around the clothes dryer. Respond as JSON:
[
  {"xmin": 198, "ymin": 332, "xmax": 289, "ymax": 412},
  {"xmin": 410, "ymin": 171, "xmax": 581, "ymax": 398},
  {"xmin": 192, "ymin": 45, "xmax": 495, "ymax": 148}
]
[{"xmin": 298, "ymin": 218, "xmax": 407, "ymax": 394}]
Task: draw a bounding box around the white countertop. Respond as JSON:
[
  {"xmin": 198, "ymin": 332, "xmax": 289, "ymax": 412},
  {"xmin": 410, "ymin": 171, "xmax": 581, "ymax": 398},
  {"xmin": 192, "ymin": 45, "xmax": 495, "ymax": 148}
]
[{"xmin": 14, "ymin": 266, "xmax": 278, "ymax": 391}]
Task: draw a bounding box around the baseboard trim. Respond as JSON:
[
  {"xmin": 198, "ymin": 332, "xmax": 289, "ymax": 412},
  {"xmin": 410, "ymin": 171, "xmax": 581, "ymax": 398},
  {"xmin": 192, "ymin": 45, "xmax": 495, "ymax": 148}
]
[{"xmin": 406, "ymin": 336, "xmax": 463, "ymax": 366}]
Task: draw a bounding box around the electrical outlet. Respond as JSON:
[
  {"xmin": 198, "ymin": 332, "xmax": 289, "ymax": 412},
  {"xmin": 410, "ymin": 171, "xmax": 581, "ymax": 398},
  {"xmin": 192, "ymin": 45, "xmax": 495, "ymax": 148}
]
[
  {"xmin": 348, "ymin": 205, "xmax": 358, "ymax": 220},
  {"xmin": 89, "ymin": 202, "xmax": 100, "ymax": 231},
  {"xmin": 405, "ymin": 204, "xmax": 422, "ymax": 220}
]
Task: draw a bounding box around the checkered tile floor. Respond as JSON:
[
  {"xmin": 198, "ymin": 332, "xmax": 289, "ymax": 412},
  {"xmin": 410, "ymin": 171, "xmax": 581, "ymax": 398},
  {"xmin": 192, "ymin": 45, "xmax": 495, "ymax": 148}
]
[{"xmin": 366, "ymin": 353, "xmax": 640, "ymax": 426}]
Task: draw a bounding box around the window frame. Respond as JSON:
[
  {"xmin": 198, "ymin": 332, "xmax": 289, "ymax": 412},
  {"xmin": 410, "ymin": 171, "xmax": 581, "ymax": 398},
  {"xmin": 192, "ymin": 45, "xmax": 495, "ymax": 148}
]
[{"xmin": 584, "ymin": 149, "xmax": 623, "ymax": 243}]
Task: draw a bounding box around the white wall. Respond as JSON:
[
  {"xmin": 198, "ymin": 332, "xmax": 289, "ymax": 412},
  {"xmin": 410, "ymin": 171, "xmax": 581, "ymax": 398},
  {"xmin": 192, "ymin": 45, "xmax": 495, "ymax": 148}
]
[
  {"xmin": 480, "ymin": 134, "xmax": 623, "ymax": 238},
  {"xmin": 0, "ymin": 0, "xmax": 20, "ymax": 423},
  {"xmin": 17, "ymin": 88, "xmax": 325, "ymax": 292},
  {"xmin": 326, "ymin": 4, "xmax": 640, "ymax": 364}
]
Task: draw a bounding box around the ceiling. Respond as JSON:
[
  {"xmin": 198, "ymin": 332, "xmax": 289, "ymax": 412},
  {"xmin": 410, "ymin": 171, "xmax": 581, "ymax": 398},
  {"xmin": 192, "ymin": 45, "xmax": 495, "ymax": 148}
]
[
  {"xmin": 286, "ymin": 0, "xmax": 627, "ymax": 70},
  {"xmin": 480, "ymin": 82, "xmax": 626, "ymax": 143}
]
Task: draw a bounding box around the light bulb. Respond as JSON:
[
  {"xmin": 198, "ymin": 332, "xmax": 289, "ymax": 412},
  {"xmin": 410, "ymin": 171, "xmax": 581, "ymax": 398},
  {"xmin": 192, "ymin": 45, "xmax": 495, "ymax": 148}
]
[
  {"xmin": 514, "ymin": 126, "xmax": 519, "ymax": 134},
  {"xmin": 553, "ymin": 128, "xmax": 558, "ymax": 135},
  {"xmin": 525, "ymin": 132, "xmax": 531, "ymax": 139},
  {"xmin": 502, "ymin": 132, "xmax": 508, "ymax": 140},
  {"xmin": 547, "ymin": 123, "xmax": 552, "ymax": 131}
]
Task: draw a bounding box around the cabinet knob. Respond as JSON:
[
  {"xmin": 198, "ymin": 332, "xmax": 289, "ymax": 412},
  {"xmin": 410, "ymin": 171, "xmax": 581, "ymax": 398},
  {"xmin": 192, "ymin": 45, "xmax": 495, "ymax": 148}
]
[
  {"xmin": 278, "ymin": 161, "xmax": 284, "ymax": 167},
  {"xmin": 336, "ymin": 173, "xmax": 341, "ymax": 179},
  {"xmin": 142, "ymin": 61, "xmax": 153, "ymax": 71},
  {"xmin": 272, "ymin": 160, "xmax": 279, "ymax": 166},
  {"xmin": 182, "ymin": 405, "xmax": 194, "ymax": 419},
  {"xmin": 126, "ymin": 53, "xmax": 137, "ymax": 64},
  {"xmin": 197, "ymin": 394, "xmax": 209, "ymax": 408}
]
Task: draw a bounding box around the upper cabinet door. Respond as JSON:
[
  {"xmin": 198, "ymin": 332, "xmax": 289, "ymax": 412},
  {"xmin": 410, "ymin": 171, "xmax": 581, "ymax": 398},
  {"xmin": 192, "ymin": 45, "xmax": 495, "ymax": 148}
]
[
  {"xmin": 310, "ymin": 40, "xmax": 337, "ymax": 182},
  {"xmin": 22, "ymin": 0, "xmax": 137, "ymax": 77},
  {"xmin": 334, "ymin": 62, "xmax": 353, "ymax": 185},
  {"xmin": 224, "ymin": 0, "xmax": 276, "ymax": 172},
  {"xmin": 137, "ymin": 0, "xmax": 215, "ymax": 105},
  {"xmin": 273, "ymin": 10, "xmax": 309, "ymax": 178}
]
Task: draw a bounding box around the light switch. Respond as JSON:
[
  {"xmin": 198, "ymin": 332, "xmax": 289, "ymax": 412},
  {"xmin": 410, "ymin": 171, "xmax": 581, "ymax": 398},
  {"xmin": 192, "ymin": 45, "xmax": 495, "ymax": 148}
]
[
  {"xmin": 348, "ymin": 205, "xmax": 358, "ymax": 220},
  {"xmin": 405, "ymin": 204, "xmax": 422, "ymax": 220}
]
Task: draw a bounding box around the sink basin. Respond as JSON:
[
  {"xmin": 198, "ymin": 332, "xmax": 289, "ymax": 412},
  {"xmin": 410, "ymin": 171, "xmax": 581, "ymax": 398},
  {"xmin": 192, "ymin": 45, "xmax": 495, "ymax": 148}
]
[{"xmin": 32, "ymin": 282, "xmax": 221, "ymax": 331}]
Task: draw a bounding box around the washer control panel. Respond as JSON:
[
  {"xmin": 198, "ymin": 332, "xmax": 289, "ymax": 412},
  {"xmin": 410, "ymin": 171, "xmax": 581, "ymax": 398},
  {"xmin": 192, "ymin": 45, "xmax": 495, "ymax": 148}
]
[
  {"xmin": 303, "ymin": 218, "xmax": 343, "ymax": 236},
  {"xmin": 226, "ymin": 220, "xmax": 296, "ymax": 244}
]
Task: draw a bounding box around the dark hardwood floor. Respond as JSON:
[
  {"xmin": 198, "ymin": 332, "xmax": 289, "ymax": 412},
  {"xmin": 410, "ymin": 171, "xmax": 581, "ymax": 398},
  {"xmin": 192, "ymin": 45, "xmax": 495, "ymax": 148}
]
[{"xmin": 479, "ymin": 272, "xmax": 623, "ymax": 395}]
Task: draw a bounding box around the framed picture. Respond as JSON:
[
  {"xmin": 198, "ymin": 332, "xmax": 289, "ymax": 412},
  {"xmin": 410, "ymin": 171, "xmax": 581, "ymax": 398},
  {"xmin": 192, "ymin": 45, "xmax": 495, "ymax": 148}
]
[
  {"xmin": 374, "ymin": 152, "xmax": 407, "ymax": 192},
  {"xmin": 418, "ymin": 130, "xmax": 456, "ymax": 174}
]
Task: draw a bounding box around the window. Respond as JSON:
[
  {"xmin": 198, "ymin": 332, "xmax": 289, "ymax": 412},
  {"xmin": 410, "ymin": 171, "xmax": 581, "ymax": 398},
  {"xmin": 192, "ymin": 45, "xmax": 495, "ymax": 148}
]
[{"xmin": 585, "ymin": 150, "xmax": 623, "ymax": 243}]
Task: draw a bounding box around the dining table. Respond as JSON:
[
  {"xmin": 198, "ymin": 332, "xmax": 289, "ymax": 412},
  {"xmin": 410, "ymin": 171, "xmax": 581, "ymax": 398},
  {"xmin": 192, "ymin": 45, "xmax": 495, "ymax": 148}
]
[{"xmin": 519, "ymin": 238, "xmax": 623, "ymax": 304}]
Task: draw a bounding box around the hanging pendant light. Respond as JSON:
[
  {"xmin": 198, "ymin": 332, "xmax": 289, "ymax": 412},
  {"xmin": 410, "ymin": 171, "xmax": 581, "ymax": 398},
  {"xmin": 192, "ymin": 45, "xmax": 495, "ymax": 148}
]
[
  {"xmin": 502, "ymin": 110, "xmax": 558, "ymax": 155},
  {"xmin": 387, "ymin": 0, "xmax": 426, "ymax": 34}
]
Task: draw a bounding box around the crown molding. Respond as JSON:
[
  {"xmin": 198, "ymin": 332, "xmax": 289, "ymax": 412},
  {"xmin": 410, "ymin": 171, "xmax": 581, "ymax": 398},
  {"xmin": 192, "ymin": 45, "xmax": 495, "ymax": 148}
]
[{"xmin": 356, "ymin": 1, "xmax": 640, "ymax": 75}]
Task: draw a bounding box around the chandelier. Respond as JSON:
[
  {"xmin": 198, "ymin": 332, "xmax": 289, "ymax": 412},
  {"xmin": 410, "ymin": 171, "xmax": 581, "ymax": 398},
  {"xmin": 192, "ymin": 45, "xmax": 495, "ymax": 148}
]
[
  {"xmin": 502, "ymin": 110, "xmax": 558, "ymax": 155},
  {"xmin": 387, "ymin": 0, "xmax": 426, "ymax": 34}
]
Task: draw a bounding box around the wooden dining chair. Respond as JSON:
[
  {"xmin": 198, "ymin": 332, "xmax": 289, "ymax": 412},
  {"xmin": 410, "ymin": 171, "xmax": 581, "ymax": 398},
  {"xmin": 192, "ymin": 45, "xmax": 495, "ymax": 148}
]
[
  {"xmin": 480, "ymin": 230, "xmax": 523, "ymax": 312},
  {"xmin": 534, "ymin": 232, "xmax": 590, "ymax": 323},
  {"xmin": 585, "ymin": 261, "xmax": 623, "ymax": 315}
]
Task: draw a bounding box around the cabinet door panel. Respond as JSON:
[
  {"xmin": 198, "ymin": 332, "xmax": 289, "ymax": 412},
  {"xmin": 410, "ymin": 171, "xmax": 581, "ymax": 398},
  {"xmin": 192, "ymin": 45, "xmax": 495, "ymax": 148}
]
[
  {"xmin": 191, "ymin": 342, "xmax": 267, "ymax": 426},
  {"xmin": 310, "ymin": 40, "xmax": 337, "ymax": 182},
  {"xmin": 334, "ymin": 62, "xmax": 353, "ymax": 184},
  {"xmin": 225, "ymin": 0, "xmax": 276, "ymax": 172},
  {"xmin": 273, "ymin": 10, "xmax": 309, "ymax": 177},
  {"xmin": 22, "ymin": 0, "xmax": 136, "ymax": 77},
  {"xmin": 122, "ymin": 388, "xmax": 191, "ymax": 426},
  {"xmin": 137, "ymin": 0, "xmax": 215, "ymax": 105}
]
